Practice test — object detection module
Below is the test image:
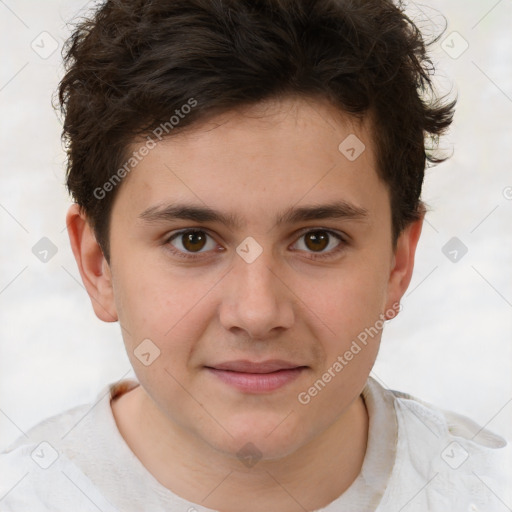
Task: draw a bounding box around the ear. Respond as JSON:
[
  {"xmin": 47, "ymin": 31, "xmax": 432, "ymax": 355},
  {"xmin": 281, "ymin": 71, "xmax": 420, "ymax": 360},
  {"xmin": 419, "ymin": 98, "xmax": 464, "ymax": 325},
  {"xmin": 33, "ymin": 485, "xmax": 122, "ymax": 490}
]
[
  {"xmin": 66, "ymin": 204, "xmax": 118, "ymax": 322},
  {"xmin": 383, "ymin": 215, "xmax": 424, "ymax": 319}
]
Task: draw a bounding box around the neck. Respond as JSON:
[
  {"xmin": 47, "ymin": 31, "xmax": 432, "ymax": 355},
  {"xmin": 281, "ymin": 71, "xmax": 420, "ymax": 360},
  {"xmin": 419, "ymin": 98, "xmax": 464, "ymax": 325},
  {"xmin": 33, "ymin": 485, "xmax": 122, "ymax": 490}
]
[{"xmin": 112, "ymin": 386, "xmax": 368, "ymax": 512}]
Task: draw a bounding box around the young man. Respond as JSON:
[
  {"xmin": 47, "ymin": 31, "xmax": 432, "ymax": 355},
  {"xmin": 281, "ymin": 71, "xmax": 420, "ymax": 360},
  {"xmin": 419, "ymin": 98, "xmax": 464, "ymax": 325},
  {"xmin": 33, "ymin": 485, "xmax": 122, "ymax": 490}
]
[{"xmin": 1, "ymin": 0, "xmax": 509, "ymax": 510}]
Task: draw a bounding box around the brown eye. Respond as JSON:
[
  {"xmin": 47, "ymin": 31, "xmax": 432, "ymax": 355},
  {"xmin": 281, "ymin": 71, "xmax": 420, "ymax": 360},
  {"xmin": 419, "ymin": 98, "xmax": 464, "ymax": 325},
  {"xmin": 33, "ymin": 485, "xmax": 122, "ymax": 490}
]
[
  {"xmin": 303, "ymin": 231, "xmax": 330, "ymax": 252},
  {"xmin": 181, "ymin": 231, "xmax": 207, "ymax": 252},
  {"xmin": 168, "ymin": 230, "xmax": 217, "ymax": 257},
  {"xmin": 292, "ymin": 229, "xmax": 346, "ymax": 260}
]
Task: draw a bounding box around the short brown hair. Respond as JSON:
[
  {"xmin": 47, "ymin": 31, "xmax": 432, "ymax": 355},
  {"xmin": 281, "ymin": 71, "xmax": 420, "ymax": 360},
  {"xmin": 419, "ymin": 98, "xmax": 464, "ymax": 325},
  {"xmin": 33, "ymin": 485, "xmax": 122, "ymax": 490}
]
[{"xmin": 57, "ymin": 0, "xmax": 455, "ymax": 261}]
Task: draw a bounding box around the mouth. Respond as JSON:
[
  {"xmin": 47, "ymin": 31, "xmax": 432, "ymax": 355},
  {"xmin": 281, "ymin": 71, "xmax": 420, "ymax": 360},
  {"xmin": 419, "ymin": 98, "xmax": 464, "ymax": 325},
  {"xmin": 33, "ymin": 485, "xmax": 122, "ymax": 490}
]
[{"xmin": 205, "ymin": 360, "xmax": 308, "ymax": 393}]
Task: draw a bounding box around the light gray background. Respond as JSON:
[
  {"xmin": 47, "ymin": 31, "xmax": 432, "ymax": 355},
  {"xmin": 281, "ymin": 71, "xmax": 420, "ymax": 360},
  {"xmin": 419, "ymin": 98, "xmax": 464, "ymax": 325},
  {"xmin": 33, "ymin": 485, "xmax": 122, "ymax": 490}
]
[{"xmin": 1, "ymin": 0, "xmax": 511, "ymax": 453}]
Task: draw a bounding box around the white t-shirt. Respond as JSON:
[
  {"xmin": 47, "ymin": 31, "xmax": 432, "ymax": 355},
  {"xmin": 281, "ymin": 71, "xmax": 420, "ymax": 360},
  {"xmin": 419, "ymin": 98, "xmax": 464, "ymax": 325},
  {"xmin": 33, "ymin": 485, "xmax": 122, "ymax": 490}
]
[{"xmin": 0, "ymin": 377, "xmax": 509, "ymax": 511}]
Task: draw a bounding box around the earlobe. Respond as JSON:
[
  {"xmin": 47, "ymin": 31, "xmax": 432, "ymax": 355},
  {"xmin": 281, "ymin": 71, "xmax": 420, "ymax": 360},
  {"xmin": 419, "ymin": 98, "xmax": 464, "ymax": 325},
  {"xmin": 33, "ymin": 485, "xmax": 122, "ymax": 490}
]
[
  {"xmin": 383, "ymin": 215, "xmax": 424, "ymax": 318},
  {"xmin": 66, "ymin": 204, "xmax": 118, "ymax": 322}
]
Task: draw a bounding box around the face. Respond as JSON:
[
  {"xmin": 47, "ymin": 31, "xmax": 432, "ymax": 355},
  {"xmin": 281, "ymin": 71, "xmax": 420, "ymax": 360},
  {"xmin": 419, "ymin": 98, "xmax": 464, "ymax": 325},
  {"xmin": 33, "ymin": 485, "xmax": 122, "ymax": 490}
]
[{"xmin": 89, "ymin": 97, "xmax": 415, "ymax": 460}]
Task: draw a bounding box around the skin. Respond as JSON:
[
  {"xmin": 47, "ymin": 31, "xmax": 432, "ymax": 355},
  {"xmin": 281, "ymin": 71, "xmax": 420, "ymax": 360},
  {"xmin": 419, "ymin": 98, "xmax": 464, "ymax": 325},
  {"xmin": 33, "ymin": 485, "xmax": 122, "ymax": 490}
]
[{"xmin": 67, "ymin": 96, "xmax": 423, "ymax": 512}]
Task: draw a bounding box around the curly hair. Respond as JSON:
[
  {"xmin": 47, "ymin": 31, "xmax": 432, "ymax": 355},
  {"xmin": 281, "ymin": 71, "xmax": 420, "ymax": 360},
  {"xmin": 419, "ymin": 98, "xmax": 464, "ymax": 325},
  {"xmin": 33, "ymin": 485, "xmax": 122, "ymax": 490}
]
[{"xmin": 56, "ymin": 0, "xmax": 456, "ymax": 262}]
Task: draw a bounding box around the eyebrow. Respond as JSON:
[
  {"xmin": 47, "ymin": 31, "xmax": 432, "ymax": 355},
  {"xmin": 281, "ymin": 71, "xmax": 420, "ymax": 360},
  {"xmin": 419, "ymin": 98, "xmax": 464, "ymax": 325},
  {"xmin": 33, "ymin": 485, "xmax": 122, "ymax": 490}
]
[{"xmin": 138, "ymin": 200, "xmax": 369, "ymax": 229}]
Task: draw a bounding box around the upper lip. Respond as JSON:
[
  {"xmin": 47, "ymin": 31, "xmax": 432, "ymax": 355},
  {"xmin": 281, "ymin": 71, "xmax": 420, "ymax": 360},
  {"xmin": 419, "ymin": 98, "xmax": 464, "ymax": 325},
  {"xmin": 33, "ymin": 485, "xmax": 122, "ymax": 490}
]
[{"xmin": 207, "ymin": 360, "xmax": 306, "ymax": 374}]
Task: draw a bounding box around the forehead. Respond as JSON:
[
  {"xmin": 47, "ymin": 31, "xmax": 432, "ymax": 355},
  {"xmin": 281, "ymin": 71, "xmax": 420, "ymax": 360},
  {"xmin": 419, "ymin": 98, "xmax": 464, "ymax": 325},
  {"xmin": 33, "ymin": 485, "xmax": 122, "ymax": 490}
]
[{"xmin": 113, "ymin": 96, "xmax": 387, "ymax": 224}]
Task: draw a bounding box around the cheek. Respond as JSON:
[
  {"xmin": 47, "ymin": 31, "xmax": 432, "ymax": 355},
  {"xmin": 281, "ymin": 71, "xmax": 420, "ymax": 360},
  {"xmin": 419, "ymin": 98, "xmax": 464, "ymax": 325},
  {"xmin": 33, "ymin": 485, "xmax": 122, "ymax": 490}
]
[
  {"xmin": 298, "ymin": 260, "xmax": 389, "ymax": 340},
  {"xmin": 294, "ymin": 267, "xmax": 387, "ymax": 416},
  {"xmin": 112, "ymin": 270, "xmax": 204, "ymax": 403},
  {"xmin": 292, "ymin": 260, "xmax": 390, "ymax": 404},
  {"xmin": 112, "ymin": 260, "xmax": 206, "ymax": 338},
  {"xmin": 111, "ymin": 265, "xmax": 219, "ymax": 387}
]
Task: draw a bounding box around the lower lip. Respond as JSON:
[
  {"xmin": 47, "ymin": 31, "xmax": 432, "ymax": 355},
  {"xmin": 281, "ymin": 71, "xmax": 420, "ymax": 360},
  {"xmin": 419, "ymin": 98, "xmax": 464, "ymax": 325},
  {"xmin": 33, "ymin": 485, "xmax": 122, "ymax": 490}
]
[{"xmin": 206, "ymin": 367, "xmax": 306, "ymax": 393}]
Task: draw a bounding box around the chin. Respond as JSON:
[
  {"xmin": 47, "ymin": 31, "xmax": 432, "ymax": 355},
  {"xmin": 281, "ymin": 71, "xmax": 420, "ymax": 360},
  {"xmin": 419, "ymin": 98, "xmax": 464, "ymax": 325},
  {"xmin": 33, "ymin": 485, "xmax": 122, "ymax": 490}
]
[{"xmin": 204, "ymin": 414, "xmax": 310, "ymax": 463}]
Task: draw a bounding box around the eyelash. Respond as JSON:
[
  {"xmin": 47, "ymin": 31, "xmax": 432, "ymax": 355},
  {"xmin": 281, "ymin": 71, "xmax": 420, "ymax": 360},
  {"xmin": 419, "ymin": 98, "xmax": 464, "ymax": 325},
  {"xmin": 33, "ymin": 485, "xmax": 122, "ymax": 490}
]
[{"xmin": 164, "ymin": 228, "xmax": 347, "ymax": 261}]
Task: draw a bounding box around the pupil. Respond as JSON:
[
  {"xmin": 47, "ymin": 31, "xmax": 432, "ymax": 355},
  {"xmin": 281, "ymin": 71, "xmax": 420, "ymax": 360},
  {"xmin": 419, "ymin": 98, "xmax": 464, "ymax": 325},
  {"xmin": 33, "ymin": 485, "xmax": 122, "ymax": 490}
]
[
  {"xmin": 184, "ymin": 231, "xmax": 206, "ymax": 252},
  {"xmin": 307, "ymin": 231, "xmax": 328, "ymax": 251}
]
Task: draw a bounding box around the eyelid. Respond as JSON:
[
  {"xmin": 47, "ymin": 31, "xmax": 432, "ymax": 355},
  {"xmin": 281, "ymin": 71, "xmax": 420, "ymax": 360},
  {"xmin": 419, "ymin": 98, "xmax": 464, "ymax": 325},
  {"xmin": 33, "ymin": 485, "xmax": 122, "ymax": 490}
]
[{"xmin": 293, "ymin": 226, "xmax": 347, "ymax": 242}]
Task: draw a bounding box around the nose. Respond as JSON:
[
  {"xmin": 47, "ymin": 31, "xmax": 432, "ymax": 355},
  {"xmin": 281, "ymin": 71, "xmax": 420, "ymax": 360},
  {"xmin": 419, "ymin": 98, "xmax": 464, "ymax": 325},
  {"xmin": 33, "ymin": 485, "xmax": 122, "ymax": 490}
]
[{"xmin": 219, "ymin": 246, "xmax": 295, "ymax": 340}]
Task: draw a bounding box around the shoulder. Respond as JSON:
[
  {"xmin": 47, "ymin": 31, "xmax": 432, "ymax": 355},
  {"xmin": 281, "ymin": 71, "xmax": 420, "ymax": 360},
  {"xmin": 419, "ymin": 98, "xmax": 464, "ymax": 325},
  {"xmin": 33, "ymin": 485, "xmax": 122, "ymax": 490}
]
[
  {"xmin": 0, "ymin": 380, "xmax": 138, "ymax": 512},
  {"xmin": 3, "ymin": 402, "xmax": 91, "ymax": 453},
  {"xmin": 375, "ymin": 381, "xmax": 511, "ymax": 511},
  {"xmin": 0, "ymin": 442, "xmax": 121, "ymax": 512},
  {"xmin": 390, "ymin": 386, "xmax": 507, "ymax": 454}
]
